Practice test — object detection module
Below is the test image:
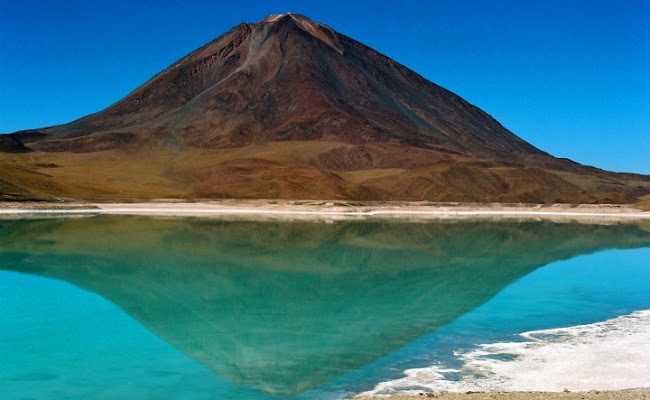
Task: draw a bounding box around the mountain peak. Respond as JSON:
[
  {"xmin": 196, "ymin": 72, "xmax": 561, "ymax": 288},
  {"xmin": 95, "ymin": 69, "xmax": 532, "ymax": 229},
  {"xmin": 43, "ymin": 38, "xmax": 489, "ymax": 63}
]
[
  {"xmin": 257, "ymin": 13, "xmax": 344, "ymax": 54},
  {"xmin": 258, "ymin": 12, "xmax": 308, "ymax": 25},
  {"xmin": 3, "ymin": 14, "xmax": 648, "ymax": 203}
]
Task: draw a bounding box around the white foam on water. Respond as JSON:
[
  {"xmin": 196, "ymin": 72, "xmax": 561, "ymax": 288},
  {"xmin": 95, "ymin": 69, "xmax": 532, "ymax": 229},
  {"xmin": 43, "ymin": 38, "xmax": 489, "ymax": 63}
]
[{"xmin": 356, "ymin": 310, "xmax": 650, "ymax": 397}]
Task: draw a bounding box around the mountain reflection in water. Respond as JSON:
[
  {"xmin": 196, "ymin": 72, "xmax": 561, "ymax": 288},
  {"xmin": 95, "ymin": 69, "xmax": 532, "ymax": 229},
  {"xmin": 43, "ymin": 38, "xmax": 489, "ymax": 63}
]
[{"xmin": 1, "ymin": 217, "xmax": 649, "ymax": 396}]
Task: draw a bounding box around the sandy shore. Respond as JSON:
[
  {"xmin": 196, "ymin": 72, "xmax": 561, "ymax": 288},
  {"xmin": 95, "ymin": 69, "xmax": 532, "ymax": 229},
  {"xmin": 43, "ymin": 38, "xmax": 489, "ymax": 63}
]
[
  {"xmin": 350, "ymin": 388, "xmax": 650, "ymax": 400},
  {"xmin": 0, "ymin": 200, "xmax": 649, "ymax": 221}
]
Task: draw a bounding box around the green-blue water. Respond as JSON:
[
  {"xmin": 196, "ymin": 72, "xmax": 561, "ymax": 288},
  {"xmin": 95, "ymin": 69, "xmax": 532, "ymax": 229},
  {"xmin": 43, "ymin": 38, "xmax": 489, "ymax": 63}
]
[{"xmin": 1, "ymin": 216, "xmax": 649, "ymax": 399}]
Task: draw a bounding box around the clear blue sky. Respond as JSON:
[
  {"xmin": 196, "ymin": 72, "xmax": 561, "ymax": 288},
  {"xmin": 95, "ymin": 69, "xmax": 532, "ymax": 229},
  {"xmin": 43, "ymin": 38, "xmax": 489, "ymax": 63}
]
[{"xmin": 1, "ymin": 0, "xmax": 648, "ymax": 173}]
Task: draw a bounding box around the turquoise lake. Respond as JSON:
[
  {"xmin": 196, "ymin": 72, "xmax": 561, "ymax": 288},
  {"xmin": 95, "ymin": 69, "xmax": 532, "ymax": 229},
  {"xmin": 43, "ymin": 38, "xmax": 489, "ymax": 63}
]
[{"xmin": 1, "ymin": 216, "xmax": 649, "ymax": 399}]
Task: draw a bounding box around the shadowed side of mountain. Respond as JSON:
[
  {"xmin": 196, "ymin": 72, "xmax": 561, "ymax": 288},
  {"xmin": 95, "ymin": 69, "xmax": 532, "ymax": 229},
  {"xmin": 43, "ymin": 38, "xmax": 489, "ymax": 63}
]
[{"xmin": 0, "ymin": 134, "xmax": 32, "ymax": 153}]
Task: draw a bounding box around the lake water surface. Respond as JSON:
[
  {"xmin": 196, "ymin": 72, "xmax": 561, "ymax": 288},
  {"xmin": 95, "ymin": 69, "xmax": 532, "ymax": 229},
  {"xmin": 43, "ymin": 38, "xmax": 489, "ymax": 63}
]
[{"xmin": 1, "ymin": 216, "xmax": 649, "ymax": 399}]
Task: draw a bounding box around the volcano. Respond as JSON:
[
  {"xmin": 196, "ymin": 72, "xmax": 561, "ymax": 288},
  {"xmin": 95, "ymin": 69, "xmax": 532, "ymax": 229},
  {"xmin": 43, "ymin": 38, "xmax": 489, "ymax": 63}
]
[{"xmin": 2, "ymin": 13, "xmax": 648, "ymax": 202}]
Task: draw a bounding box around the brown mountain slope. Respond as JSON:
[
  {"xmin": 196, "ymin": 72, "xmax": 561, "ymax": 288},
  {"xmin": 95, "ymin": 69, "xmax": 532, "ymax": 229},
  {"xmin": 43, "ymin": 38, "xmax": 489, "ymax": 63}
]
[{"xmin": 2, "ymin": 13, "xmax": 649, "ymax": 202}]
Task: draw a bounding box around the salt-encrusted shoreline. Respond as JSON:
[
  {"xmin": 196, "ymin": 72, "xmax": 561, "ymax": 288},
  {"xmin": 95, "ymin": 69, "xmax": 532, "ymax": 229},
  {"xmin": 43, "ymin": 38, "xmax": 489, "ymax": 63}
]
[
  {"xmin": 354, "ymin": 388, "xmax": 650, "ymax": 400},
  {"xmin": 0, "ymin": 200, "xmax": 648, "ymax": 221},
  {"xmin": 353, "ymin": 311, "xmax": 650, "ymax": 398}
]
